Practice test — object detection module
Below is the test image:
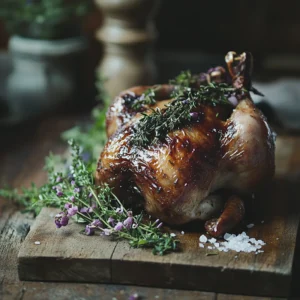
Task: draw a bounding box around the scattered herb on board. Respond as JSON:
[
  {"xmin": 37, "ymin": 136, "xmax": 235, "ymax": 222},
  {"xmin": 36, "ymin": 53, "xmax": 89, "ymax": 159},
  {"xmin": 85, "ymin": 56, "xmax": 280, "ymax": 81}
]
[{"xmin": 53, "ymin": 140, "xmax": 178, "ymax": 255}]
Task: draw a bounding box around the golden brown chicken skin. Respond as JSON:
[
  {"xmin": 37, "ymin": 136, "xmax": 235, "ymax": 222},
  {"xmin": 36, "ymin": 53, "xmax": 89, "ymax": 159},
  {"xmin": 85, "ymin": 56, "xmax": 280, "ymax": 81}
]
[{"xmin": 96, "ymin": 52, "xmax": 275, "ymax": 236}]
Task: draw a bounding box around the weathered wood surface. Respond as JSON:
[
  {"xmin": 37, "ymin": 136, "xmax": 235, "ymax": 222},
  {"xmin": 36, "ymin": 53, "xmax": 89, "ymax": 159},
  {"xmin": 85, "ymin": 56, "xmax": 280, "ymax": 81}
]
[
  {"xmin": 18, "ymin": 208, "xmax": 117, "ymax": 283},
  {"xmin": 0, "ymin": 116, "xmax": 298, "ymax": 299},
  {"xmin": 16, "ymin": 127, "xmax": 300, "ymax": 297}
]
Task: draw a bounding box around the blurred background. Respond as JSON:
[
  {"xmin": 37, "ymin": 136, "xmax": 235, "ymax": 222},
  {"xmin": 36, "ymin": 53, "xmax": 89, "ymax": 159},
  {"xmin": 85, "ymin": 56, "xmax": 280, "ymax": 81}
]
[{"xmin": 0, "ymin": 0, "xmax": 300, "ymax": 129}]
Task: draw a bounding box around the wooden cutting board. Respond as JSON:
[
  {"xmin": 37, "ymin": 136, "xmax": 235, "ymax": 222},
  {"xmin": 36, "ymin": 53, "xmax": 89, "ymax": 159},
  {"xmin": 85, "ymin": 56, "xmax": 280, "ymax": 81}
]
[{"xmin": 18, "ymin": 137, "xmax": 300, "ymax": 298}]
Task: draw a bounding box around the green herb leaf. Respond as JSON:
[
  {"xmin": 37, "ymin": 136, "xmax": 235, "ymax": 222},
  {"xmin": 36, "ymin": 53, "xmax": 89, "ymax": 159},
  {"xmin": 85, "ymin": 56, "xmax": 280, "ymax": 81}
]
[{"xmin": 131, "ymin": 82, "xmax": 239, "ymax": 147}]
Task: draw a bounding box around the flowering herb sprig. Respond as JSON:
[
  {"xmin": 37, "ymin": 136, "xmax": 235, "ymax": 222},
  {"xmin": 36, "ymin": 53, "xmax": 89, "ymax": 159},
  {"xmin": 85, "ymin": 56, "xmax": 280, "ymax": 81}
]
[{"xmin": 50, "ymin": 140, "xmax": 178, "ymax": 255}]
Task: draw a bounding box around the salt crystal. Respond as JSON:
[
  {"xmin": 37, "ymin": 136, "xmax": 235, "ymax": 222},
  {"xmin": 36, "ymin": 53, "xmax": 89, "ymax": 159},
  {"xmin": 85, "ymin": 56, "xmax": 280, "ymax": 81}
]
[
  {"xmin": 207, "ymin": 246, "xmax": 213, "ymax": 250},
  {"xmin": 199, "ymin": 235, "xmax": 208, "ymax": 243},
  {"xmin": 234, "ymin": 256, "xmax": 238, "ymax": 259},
  {"xmin": 224, "ymin": 233, "xmax": 231, "ymax": 240},
  {"xmin": 214, "ymin": 242, "xmax": 220, "ymax": 248},
  {"xmin": 199, "ymin": 243, "xmax": 204, "ymax": 248},
  {"xmin": 247, "ymin": 223, "xmax": 254, "ymax": 229},
  {"xmin": 181, "ymin": 231, "xmax": 185, "ymax": 235},
  {"xmin": 170, "ymin": 233, "xmax": 176, "ymax": 237},
  {"xmin": 34, "ymin": 241, "xmax": 41, "ymax": 245},
  {"xmin": 209, "ymin": 238, "xmax": 217, "ymax": 244}
]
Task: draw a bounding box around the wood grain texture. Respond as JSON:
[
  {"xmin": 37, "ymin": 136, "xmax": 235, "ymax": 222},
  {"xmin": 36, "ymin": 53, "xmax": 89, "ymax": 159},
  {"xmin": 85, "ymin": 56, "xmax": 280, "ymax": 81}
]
[
  {"xmin": 18, "ymin": 208, "xmax": 117, "ymax": 282},
  {"xmin": 18, "ymin": 173, "xmax": 300, "ymax": 297},
  {"xmin": 111, "ymin": 183, "xmax": 299, "ymax": 297},
  {"xmin": 0, "ymin": 116, "xmax": 299, "ymax": 299}
]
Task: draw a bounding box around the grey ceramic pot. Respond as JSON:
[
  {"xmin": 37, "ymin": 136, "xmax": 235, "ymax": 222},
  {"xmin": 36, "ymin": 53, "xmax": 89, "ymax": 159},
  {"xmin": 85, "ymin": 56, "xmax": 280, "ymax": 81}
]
[{"xmin": 5, "ymin": 35, "xmax": 87, "ymax": 122}]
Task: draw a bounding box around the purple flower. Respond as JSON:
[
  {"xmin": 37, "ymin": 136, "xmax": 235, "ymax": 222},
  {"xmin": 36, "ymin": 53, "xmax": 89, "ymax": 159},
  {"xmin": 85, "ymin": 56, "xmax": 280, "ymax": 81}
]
[
  {"xmin": 107, "ymin": 216, "xmax": 115, "ymax": 226},
  {"xmin": 189, "ymin": 112, "xmax": 199, "ymax": 121},
  {"xmin": 156, "ymin": 222, "xmax": 163, "ymax": 228},
  {"xmin": 55, "ymin": 212, "xmax": 69, "ymax": 228},
  {"xmin": 52, "ymin": 186, "xmax": 57, "ymax": 190},
  {"xmin": 74, "ymin": 187, "xmax": 80, "ymax": 193},
  {"xmin": 88, "ymin": 192, "xmax": 93, "ymax": 198},
  {"xmin": 67, "ymin": 206, "xmax": 78, "ymax": 216},
  {"xmin": 92, "ymin": 219, "xmax": 103, "ymax": 228},
  {"xmin": 80, "ymin": 207, "xmax": 93, "ymax": 214},
  {"xmin": 60, "ymin": 215, "xmax": 69, "ymax": 226},
  {"xmin": 85, "ymin": 225, "xmax": 95, "ymax": 236},
  {"xmin": 102, "ymin": 228, "xmax": 112, "ymax": 236},
  {"xmin": 56, "ymin": 176, "xmax": 62, "ymax": 183},
  {"xmin": 55, "ymin": 221, "xmax": 62, "ymax": 228},
  {"xmin": 228, "ymin": 95, "xmax": 238, "ymax": 107},
  {"xmin": 182, "ymin": 99, "xmax": 190, "ymax": 104},
  {"xmin": 123, "ymin": 217, "xmax": 133, "ymax": 229},
  {"xmin": 127, "ymin": 211, "xmax": 133, "ymax": 217},
  {"xmin": 198, "ymin": 72, "xmax": 208, "ymax": 82},
  {"xmin": 56, "ymin": 191, "xmax": 63, "ymax": 197},
  {"xmin": 82, "ymin": 151, "xmax": 91, "ymax": 162},
  {"xmin": 154, "ymin": 219, "xmax": 160, "ymax": 225},
  {"xmin": 64, "ymin": 203, "xmax": 72, "ymax": 209},
  {"xmin": 80, "ymin": 207, "xmax": 88, "ymax": 213},
  {"xmin": 114, "ymin": 222, "xmax": 124, "ymax": 231},
  {"xmin": 69, "ymin": 196, "xmax": 75, "ymax": 202},
  {"xmin": 71, "ymin": 180, "xmax": 75, "ymax": 186}
]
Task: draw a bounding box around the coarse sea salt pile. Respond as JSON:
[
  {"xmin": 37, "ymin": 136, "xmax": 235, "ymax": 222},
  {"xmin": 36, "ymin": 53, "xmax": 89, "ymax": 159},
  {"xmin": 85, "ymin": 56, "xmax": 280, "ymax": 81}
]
[{"xmin": 199, "ymin": 231, "xmax": 265, "ymax": 254}]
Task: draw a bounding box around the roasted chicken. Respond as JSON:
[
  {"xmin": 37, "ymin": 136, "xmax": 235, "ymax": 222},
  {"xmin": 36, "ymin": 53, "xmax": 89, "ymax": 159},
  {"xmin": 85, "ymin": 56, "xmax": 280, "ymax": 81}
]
[{"xmin": 96, "ymin": 52, "xmax": 275, "ymax": 237}]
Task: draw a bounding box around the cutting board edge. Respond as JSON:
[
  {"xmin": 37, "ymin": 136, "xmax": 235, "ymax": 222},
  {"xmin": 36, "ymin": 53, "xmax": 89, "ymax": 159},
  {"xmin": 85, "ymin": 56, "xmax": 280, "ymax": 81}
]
[{"xmin": 110, "ymin": 259, "xmax": 293, "ymax": 298}]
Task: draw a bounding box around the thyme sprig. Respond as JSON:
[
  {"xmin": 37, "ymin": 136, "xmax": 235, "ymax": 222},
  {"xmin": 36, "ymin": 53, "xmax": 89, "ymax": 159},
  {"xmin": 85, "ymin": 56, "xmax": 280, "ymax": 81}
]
[
  {"xmin": 130, "ymin": 87, "xmax": 158, "ymax": 111},
  {"xmin": 131, "ymin": 82, "xmax": 238, "ymax": 147}
]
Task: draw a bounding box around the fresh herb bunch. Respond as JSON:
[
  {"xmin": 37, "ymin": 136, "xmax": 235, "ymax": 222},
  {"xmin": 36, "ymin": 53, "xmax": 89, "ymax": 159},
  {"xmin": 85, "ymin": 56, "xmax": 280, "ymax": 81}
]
[
  {"xmin": 0, "ymin": 0, "xmax": 91, "ymax": 39},
  {"xmin": 0, "ymin": 139, "xmax": 178, "ymax": 255},
  {"xmin": 53, "ymin": 140, "xmax": 178, "ymax": 255},
  {"xmin": 131, "ymin": 82, "xmax": 238, "ymax": 147}
]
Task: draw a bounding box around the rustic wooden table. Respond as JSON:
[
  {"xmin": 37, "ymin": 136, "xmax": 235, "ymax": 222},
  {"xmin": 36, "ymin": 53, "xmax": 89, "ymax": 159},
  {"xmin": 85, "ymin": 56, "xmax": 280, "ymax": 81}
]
[{"xmin": 0, "ymin": 115, "xmax": 299, "ymax": 300}]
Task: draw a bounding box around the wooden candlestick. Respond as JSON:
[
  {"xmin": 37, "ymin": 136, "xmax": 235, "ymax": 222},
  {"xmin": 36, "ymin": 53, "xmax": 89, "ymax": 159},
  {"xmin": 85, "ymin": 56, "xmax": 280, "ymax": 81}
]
[{"xmin": 95, "ymin": 0, "xmax": 159, "ymax": 99}]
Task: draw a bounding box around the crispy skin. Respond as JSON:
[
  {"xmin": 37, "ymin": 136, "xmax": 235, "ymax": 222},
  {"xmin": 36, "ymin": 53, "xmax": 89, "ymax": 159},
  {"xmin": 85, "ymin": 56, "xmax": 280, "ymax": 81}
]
[{"xmin": 96, "ymin": 86, "xmax": 275, "ymax": 225}]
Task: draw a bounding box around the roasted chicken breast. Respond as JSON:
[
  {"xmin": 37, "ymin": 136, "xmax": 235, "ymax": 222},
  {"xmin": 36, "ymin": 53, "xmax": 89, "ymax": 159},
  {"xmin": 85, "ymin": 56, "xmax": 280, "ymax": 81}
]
[{"xmin": 96, "ymin": 52, "xmax": 275, "ymax": 236}]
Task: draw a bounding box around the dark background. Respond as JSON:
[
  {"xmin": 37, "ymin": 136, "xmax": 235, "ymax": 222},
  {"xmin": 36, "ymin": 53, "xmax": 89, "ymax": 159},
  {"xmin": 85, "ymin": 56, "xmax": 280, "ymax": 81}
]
[
  {"xmin": 1, "ymin": 0, "xmax": 300, "ymax": 114},
  {"xmin": 1, "ymin": 1, "xmax": 300, "ymax": 70}
]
